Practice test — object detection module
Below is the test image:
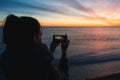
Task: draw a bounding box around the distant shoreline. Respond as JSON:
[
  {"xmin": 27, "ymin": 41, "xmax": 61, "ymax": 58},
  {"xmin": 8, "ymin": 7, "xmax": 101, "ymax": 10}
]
[{"xmin": 42, "ymin": 26, "xmax": 120, "ymax": 28}]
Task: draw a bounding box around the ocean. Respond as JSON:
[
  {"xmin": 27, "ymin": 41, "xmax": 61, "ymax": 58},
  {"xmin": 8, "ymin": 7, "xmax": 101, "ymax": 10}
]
[{"xmin": 1, "ymin": 27, "xmax": 120, "ymax": 80}]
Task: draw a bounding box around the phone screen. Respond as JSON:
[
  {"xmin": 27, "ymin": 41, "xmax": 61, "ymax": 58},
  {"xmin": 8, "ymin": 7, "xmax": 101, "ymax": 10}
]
[{"xmin": 55, "ymin": 36, "xmax": 63, "ymax": 40}]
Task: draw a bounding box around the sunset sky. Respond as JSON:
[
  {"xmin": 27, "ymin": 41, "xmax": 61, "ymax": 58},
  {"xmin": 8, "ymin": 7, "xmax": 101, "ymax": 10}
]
[{"xmin": 0, "ymin": 0, "xmax": 120, "ymax": 27}]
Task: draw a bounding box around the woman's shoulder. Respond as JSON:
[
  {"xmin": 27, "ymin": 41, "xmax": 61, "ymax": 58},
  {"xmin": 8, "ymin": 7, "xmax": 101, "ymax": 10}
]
[
  {"xmin": 34, "ymin": 43, "xmax": 49, "ymax": 52},
  {"xmin": 34, "ymin": 43, "xmax": 54, "ymax": 62}
]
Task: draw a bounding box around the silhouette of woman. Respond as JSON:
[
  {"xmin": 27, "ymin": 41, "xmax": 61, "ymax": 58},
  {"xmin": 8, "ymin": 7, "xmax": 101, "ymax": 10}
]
[{"xmin": 1, "ymin": 14, "xmax": 69, "ymax": 80}]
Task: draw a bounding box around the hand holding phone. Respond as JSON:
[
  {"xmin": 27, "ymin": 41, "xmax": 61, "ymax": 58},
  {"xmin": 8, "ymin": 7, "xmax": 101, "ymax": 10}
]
[
  {"xmin": 50, "ymin": 34, "xmax": 69, "ymax": 53},
  {"xmin": 53, "ymin": 35, "xmax": 67, "ymax": 43}
]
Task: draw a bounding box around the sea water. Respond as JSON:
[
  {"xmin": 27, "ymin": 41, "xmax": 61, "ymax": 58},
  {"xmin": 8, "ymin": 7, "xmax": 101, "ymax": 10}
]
[{"xmin": 1, "ymin": 27, "xmax": 120, "ymax": 80}]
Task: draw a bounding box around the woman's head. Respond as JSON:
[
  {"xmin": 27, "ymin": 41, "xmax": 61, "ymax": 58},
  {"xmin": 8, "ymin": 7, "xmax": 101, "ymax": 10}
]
[{"xmin": 3, "ymin": 14, "xmax": 42, "ymax": 47}]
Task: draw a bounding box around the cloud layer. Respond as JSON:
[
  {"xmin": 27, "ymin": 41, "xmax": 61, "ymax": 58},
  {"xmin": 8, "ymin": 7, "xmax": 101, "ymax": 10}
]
[{"xmin": 1, "ymin": 0, "xmax": 120, "ymax": 26}]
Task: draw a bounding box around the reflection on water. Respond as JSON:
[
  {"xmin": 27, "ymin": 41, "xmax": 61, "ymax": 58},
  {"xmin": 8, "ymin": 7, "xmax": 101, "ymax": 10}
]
[
  {"xmin": 90, "ymin": 41, "xmax": 107, "ymax": 50},
  {"xmin": 68, "ymin": 27, "xmax": 120, "ymax": 55}
]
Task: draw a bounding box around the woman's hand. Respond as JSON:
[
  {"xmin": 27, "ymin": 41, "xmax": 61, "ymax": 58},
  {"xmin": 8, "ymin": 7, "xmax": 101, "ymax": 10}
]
[
  {"xmin": 50, "ymin": 41, "xmax": 60, "ymax": 53},
  {"xmin": 61, "ymin": 35, "xmax": 70, "ymax": 53}
]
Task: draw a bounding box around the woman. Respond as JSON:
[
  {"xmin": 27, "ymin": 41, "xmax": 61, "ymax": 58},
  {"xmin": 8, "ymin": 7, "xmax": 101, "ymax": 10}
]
[{"xmin": 1, "ymin": 14, "xmax": 69, "ymax": 80}]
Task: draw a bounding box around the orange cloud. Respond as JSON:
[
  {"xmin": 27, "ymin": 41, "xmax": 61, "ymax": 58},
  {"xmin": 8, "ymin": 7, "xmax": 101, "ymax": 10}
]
[
  {"xmin": 40, "ymin": 19, "xmax": 110, "ymax": 27},
  {"xmin": 106, "ymin": 19, "xmax": 120, "ymax": 26}
]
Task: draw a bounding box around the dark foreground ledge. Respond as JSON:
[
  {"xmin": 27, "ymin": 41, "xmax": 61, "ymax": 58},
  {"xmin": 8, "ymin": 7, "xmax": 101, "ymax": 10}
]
[{"xmin": 87, "ymin": 73, "xmax": 120, "ymax": 80}]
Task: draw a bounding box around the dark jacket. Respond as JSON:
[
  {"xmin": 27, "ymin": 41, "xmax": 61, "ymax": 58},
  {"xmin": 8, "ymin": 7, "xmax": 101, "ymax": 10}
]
[{"xmin": 1, "ymin": 43, "xmax": 60, "ymax": 80}]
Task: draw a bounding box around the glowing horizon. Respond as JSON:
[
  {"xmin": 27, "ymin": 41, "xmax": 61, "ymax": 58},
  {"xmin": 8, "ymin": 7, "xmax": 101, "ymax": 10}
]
[{"xmin": 1, "ymin": 0, "xmax": 120, "ymax": 27}]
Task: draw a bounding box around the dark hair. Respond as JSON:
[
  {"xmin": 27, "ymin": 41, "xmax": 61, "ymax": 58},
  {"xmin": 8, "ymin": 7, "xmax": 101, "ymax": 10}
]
[{"xmin": 3, "ymin": 14, "xmax": 41, "ymax": 47}]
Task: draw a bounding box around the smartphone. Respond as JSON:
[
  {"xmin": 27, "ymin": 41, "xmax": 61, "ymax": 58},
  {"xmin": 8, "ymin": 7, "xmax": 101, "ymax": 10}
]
[{"xmin": 53, "ymin": 35, "xmax": 64, "ymax": 43}]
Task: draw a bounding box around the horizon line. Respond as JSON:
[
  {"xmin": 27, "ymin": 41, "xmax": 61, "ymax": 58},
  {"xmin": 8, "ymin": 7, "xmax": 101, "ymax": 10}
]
[{"xmin": 1, "ymin": 25, "xmax": 120, "ymax": 27}]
